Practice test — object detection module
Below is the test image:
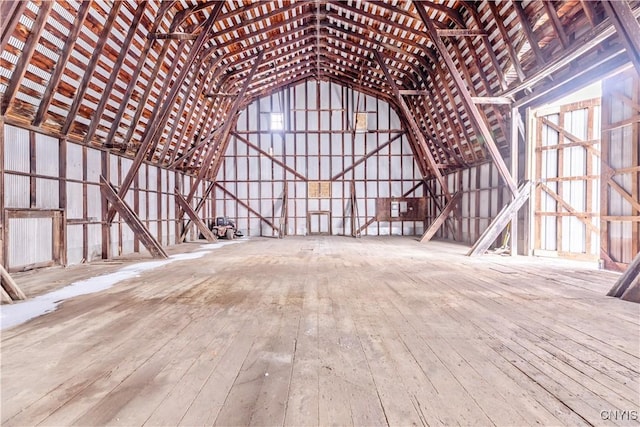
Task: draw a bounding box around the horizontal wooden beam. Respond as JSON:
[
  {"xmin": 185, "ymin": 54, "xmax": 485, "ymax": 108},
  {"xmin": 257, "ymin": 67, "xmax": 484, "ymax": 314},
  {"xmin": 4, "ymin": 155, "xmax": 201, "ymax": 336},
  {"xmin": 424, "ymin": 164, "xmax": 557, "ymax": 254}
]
[
  {"xmin": 436, "ymin": 29, "xmax": 487, "ymax": 37},
  {"xmin": 398, "ymin": 90, "xmax": 429, "ymax": 96},
  {"xmin": 471, "ymin": 97, "xmax": 513, "ymax": 105},
  {"xmin": 503, "ymin": 5, "xmax": 640, "ymax": 99},
  {"xmin": 148, "ymin": 32, "xmax": 198, "ymax": 40}
]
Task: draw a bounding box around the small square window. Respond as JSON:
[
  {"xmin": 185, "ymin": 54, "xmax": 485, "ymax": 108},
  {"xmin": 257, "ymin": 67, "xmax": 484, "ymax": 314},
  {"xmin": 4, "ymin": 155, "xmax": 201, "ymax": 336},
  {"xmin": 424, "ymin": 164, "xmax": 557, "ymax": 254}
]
[{"xmin": 271, "ymin": 112, "xmax": 284, "ymax": 130}]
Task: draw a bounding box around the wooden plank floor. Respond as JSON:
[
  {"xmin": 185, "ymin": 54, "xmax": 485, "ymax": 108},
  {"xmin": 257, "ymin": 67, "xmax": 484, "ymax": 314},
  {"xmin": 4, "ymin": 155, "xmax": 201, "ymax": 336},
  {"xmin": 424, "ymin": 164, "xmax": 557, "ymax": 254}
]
[{"xmin": 2, "ymin": 237, "xmax": 639, "ymax": 426}]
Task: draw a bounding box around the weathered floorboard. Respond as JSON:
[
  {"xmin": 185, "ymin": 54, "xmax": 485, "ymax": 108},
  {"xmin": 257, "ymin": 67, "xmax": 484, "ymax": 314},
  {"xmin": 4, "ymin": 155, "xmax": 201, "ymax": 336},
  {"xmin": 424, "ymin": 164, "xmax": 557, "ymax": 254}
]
[{"xmin": 1, "ymin": 237, "xmax": 638, "ymax": 427}]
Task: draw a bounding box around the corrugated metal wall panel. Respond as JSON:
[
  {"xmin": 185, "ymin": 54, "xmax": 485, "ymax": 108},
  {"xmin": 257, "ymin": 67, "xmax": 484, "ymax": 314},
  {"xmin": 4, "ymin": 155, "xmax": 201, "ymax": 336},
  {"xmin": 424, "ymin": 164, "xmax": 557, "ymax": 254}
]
[
  {"xmin": 86, "ymin": 147, "xmax": 101, "ymax": 182},
  {"xmin": 4, "ymin": 174, "xmax": 30, "ymax": 208},
  {"xmin": 86, "ymin": 184, "xmax": 101, "ymax": 220},
  {"xmin": 66, "ymin": 224, "xmax": 84, "ymax": 265},
  {"xmin": 36, "ymin": 178, "xmax": 59, "ymax": 209},
  {"xmin": 87, "ymin": 224, "xmax": 101, "ymax": 262},
  {"xmin": 3, "ymin": 125, "xmax": 30, "ymax": 172},
  {"xmin": 66, "ymin": 182, "xmax": 83, "ymax": 219},
  {"xmin": 67, "ymin": 143, "xmax": 83, "ymax": 180},
  {"xmin": 121, "ymin": 222, "xmax": 135, "ymax": 254},
  {"xmin": 215, "ymin": 81, "xmax": 422, "ymax": 237},
  {"xmin": 35, "ymin": 133, "xmax": 59, "ymax": 176},
  {"xmin": 8, "ymin": 217, "xmax": 52, "ymax": 269}
]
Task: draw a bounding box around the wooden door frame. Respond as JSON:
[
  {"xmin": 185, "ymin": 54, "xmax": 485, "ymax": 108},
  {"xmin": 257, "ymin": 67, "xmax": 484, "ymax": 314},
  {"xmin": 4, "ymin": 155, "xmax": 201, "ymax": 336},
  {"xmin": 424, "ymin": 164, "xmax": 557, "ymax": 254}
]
[
  {"xmin": 307, "ymin": 210, "xmax": 332, "ymax": 235},
  {"xmin": 4, "ymin": 208, "xmax": 65, "ymax": 272},
  {"xmin": 532, "ymin": 99, "xmax": 601, "ymax": 261}
]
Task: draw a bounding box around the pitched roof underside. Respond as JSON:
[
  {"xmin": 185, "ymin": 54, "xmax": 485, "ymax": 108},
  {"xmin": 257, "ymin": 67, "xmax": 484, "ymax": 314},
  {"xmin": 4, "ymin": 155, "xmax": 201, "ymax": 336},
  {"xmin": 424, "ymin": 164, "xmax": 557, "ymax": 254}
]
[{"xmin": 1, "ymin": 0, "xmax": 638, "ymax": 178}]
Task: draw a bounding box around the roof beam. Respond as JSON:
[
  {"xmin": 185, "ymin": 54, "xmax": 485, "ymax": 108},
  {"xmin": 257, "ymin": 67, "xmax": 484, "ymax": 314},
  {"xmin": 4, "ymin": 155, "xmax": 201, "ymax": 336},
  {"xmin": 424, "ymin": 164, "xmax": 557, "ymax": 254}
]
[
  {"xmin": 602, "ymin": 0, "xmax": 640, "ymax": 77},
  {"xmin": 414, "ymin": 2, "xmax": 518, "ymax": 196},
  {"xmin": 104, "ymin": 1, "xmax": 177, "ymax": 147},
  {"xmin": 33, "ymin": 1, "xmax": 92, "ymax": 127},
  {"xmin": 84, "ymin": 2, "xmax": 148, "ymax": 145},
  {"xmin": 107, "ymin": 2, "xmax": 224, "ymax": 223},
  {"xmin": 1, "ymin": 1, "xmax": 53, "ymax": 116},
  {"xmin": 0, "ymin": 1, "xmax": 28, "ymax": 53},
  {"xmin": 511, "ymin": 1, "xmax": 545, "ymax": 66},
  {"xmin": 503, "ymin": 6, "xmax": 640, "ymax": 100},
  {"xmin": 186, "ymin": 50, "xmax": 265, "ymax": 202},
  {"xmin": 374, "ymin": 50, "xmax": 452, "ymax": 200},
  {"xmin": 60, "ymin": 2, "xmax": 122, "ymax": 135},
  {"xmin": 486, "ymin": 1, "xmax": 525, "ymax": 83},
  {"xmin": 541, "ymin": 1, "xmax": 569, "ymax": 49}
]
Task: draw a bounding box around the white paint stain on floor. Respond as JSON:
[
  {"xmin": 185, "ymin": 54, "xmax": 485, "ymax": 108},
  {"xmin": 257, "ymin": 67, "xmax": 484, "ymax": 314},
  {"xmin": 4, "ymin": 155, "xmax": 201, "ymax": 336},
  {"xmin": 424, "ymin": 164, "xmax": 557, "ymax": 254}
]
[{"xmin": 1, "ymin": 240, "xmax": 245, "ymax": 330}]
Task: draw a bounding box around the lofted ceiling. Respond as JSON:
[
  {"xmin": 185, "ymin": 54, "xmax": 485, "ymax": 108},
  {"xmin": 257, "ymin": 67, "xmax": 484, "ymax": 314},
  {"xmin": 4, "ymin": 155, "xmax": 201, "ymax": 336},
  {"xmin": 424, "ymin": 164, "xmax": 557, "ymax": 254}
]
[{"xmin": 1, "ymin": 0, "xmax": 638, "ymax": 179}]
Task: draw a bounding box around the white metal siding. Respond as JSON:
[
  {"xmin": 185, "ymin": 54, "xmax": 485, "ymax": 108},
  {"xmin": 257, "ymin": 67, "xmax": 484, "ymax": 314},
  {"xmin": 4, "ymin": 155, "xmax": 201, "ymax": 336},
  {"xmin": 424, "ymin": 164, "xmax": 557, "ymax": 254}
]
[{"xmin": 8, "ymin": 217, "xmax": 52, "ymax": 269}]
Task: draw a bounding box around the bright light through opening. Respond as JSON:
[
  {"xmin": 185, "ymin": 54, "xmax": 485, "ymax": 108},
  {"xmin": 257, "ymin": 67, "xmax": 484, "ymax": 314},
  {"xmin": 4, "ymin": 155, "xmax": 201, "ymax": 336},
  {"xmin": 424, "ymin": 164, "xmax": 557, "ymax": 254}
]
[{"xmin": 271, "ymin": 113, "xmax": 284, "ymax": 131}]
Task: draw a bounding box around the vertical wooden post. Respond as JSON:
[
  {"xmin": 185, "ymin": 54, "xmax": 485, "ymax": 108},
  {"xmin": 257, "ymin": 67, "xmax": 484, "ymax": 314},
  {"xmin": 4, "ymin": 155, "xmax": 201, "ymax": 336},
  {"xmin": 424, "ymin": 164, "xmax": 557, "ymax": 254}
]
[
  {"xmin": 510, "ymin": 107, "xmax": 520, "ymax": 256},
  {"xmin": 101, "ymin": 150, "xmax": 111, "ymax": 259},
  {"xmin": 59, "ymin": 137, "xmax": 68, "ymax": 266},
  {"xmin": 29, "ymin": 131, "xmax": 36, "ymax": 208},
  {"xmin": 0, "ymin": 116, "xmax": 5, "ymax": 268}
]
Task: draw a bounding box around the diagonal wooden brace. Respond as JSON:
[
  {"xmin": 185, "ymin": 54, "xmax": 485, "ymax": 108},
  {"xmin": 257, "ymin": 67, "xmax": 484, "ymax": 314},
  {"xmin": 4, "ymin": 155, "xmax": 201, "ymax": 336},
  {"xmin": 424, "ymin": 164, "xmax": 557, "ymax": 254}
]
[
  {"xmin": 421, "ymin": 190, "xmax": 462, "ymax": 242},
  {"xmin": 607, "ymin": 250, "xmax": 640, "ymax": 301},
  {"xmin": 467, "ymin": 181, "xmax": 532, "ymax": 256},
  {"xmin": 100, "ymin": 176, "xmax": 168, "ymax": 259},
  {"xmin": 1, "ymin": 264, "xmax": 26, "ymax": 301},
  {"xmin": 215, "ymin": 183, "xmax": 281, "ymax": 234},
  {"xmin": 174, "ymin": 189, "xmax": 217, "ymax": 243},
  {"xmin": 178, "ymin": 182, "xmax": 215, "ymax": 243}
]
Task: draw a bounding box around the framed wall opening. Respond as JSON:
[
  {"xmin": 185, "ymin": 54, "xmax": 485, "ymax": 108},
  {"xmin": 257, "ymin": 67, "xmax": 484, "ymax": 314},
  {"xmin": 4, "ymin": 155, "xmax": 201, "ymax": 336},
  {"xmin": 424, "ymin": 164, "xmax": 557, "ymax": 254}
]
[{"xmin": 4, "ymin": 209, "xmax": 65, "ymax": 272}]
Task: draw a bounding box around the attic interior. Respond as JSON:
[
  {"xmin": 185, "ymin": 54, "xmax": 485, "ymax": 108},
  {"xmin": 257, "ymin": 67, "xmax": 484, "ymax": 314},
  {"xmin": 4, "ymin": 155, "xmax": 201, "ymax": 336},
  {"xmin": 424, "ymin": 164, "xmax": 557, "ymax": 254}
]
[{"xmin": 1, "ymin": 1, "xmax": 639, "ymax": 425}]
